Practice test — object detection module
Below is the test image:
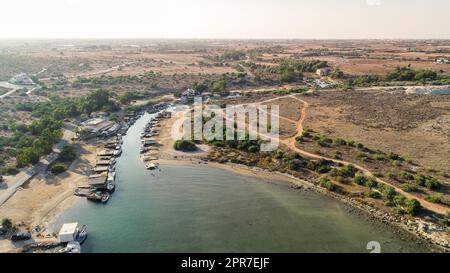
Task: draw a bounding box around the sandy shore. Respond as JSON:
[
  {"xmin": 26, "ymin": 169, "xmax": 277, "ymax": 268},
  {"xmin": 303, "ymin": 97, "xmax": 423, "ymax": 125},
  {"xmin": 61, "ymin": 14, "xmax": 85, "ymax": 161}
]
[
  {"xmin": 1, "ymin": 112, "xmax": 446, "ymax": 253},
  {"xmin": 153, "ymin": 114, "xmax": 449, "ymax": 252},
  {"xmin": 0, "ymin": 142, "xmax": 96, "ymax": 252}
]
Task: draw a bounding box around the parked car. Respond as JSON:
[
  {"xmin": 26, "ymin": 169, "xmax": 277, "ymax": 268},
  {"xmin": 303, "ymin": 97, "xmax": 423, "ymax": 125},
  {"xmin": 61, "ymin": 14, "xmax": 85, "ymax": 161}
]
[{"xmin": 10, "ymin": 232, "xmax": 31, "ymax": 242}]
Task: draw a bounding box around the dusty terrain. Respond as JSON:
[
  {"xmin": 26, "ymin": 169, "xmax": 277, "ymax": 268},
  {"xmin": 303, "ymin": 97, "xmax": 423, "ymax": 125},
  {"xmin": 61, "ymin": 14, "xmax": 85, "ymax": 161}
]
[
  {"xmin": 302, "ymin": 90, "xmax": 450, "ymax": 173},
  {"xmin": 0, "ymin": 142, "xmax": 96, "ymax": 239}
]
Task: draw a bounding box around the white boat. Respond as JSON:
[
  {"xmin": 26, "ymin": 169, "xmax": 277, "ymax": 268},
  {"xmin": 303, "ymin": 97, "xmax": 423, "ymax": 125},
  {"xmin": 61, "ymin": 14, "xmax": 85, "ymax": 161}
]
[
  {"xmin": 107, "ymin": 172, "xmax": 116, "ymax": 181},
  {"xmin": 101, "ymin": 192, "xmax": 110, "ymax": 203},
  {"xmin": 59, "ymin": 241, "xmax": 81, "ymax": 253},
  {"xmin": 106, "ymin": 181, "xmax": 115, "ymax": 192},
  {"xmin": 145, "ymin": 163, "xmax": 158, "ymax": 170},
  {"xmin": 113, "ymin": 149, "xmax": 122, "ymax": 157}
]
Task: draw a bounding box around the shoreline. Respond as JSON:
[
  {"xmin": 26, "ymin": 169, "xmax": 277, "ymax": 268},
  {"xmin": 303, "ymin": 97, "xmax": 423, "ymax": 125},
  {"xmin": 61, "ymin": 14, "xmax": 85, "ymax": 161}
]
[
  {"xmin": 159, "ymin": 158, "xmax": 445, "ymax": 252},
  {"xmin": 153, "ymin": 114, "xmax": 449, "ymax": 252},
  {"xmin": 1, "ymin": 110, "xmax": 447, "ymax": 253}
]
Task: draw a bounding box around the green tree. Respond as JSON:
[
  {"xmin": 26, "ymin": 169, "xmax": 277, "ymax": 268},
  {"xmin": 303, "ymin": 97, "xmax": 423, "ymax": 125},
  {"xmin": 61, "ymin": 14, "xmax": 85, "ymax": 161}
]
[
  {"xmin": 50, "ymin": 164, "xmax": 67, "ymax": 174},
  {"xmin": 404, "ymin": 199, "xmax": 421, "ymax": 216},
  {"xmin": 58, "ymin": 145, "xmax": 77, "ymax": 162}
]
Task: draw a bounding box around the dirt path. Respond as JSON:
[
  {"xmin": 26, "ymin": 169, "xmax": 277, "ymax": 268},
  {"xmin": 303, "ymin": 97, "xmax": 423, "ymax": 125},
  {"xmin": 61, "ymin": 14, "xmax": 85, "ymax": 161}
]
[{"xmin": 242, "ymin": 94, "xmax": 449, "ymax": 215}]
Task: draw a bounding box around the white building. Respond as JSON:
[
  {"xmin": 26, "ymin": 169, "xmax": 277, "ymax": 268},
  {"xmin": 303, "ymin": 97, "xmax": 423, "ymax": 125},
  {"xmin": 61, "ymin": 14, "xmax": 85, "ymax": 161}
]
[
  {"xmin": 9, "ymin": 73, "xmax": 34, "ymax": 85},
  {"xmin": 58, "ymin": 222, "xmax": 78, "ymax": 243}
]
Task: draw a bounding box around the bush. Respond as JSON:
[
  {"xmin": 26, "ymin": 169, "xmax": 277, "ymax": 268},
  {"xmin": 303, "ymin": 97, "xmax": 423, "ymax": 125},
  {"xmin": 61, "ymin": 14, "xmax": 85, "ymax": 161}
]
[
  {"xmin": 1, "ymin": 218, "xmax": 14, "ymax": 231},
  {"xmin": 399, "ymin": 171, "xmax": 414, "ymax": 181},
  {"xmin": 319, "ymin": 178, "xmax": 335, "ymax": 191},
  {"xmin": 173, "ymin": 140, "xmax": 198, "ymax": 152},
  {"xmin": 50, "ymin": 164, "xmax": 67, "ymax": 174},
  {"xmin": 414, "ymin": 174, "xmax": 441, "ymax": 189},
  {"xmin": 365, "ymin": 177, "xmax": 378, "ymax": 188},
  {"xmin": 379, "ymin": 184, "xmax": 396, "ymax": 201},
  {"xmin": 365, "ymin": 191, "xmax": 382, "ymax": 199},
  {"xmin": 424, "ymin": 177, "xmax": 441, "ymax": 190},
  {"xmin": 353, "ymin": 174, "xmax": 368, "ymax": 185},
  {"xmin": 404, "ymin": 199, "xmax": 421, "ymax": 216},
  {"xmin": 58, "ymin": 145, "xmax": 76, "ymax": 162},
  {"xmin": 338, "ymin": 164, "xmax": 357, "ymax": 178},
  {"xmin": 426, "ymin": 194, "xmax": 450, "ymax": 206},
  {"xmin": 400, "ymin": 183, "xmax": 419, "ymax": 192}
]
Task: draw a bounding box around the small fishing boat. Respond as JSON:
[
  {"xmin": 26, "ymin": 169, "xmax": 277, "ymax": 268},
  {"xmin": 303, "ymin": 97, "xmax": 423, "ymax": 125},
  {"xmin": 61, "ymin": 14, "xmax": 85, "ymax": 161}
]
[
  {"xmin": 59, "ymin": 241, "xmax": 81, "ymax": 253},
  {"xmin": 101, "ymin": 192, "xmax": 110, "ymax": 203},
  {"xmin": 107, "ymin": 181, "xmax": 116, "ymax": 192},
  {"xmin": 108, "ymin": 171, "xmax": 116, "ymax": 181},
  {"xmin": 145, "ymin": 163, "xmax": 158, "ymax": 170},
  {"xmin": 114, "ymin": 149, "xmax": 122, "ymax": 157},
  {"xmin": 75, "ymin": 225, "xmax": 87, "ymax": 245}
]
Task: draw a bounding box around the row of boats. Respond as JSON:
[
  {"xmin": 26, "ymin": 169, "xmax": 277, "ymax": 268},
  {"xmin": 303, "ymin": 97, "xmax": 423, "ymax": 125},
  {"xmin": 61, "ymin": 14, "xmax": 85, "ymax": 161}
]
[
  {"xmin": 140, "ymin": 112, "xmax": 168, "ymax": 170},
  {"xmin": 75, "ymin": 135, "xmax": 124, "ymax": 203}
]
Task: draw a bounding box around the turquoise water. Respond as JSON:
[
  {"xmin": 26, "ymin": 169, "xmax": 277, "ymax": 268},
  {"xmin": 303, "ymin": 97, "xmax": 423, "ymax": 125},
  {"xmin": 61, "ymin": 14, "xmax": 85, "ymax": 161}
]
[{"xmin": 52, "ymin": 113, "xmax": 428, "ymax": 253}]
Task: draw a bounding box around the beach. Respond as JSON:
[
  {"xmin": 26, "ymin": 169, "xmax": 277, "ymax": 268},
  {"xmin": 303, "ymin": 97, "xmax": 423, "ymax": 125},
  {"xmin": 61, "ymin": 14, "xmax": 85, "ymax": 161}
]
[{"xmin": 0, "ymin": 110, "xmax": 447, "ymax": 252}]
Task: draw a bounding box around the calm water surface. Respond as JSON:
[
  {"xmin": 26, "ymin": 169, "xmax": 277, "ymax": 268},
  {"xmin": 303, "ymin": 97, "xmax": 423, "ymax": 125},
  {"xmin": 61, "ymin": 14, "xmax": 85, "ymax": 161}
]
[{"xmin": 53, "ymin": 113, "xmax": 428, "ymax": 253}]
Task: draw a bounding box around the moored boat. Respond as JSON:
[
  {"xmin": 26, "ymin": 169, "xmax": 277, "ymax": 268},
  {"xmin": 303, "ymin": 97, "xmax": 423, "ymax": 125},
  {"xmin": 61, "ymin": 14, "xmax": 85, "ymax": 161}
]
[
  {"xmin": 75, "ymin": 225, "xmax": 87, "ymax": 245},
  {"xmin": 101, "ymin": 192, "xmax": 110, "ymax": 203},
  {"xmin": 58, "ymin": 241, "xmax": 81, "ymax": 253}
]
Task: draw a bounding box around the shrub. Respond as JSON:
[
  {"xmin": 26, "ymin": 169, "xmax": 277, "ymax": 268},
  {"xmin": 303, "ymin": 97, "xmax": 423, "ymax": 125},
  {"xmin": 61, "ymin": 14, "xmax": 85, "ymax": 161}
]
[
  {"xmin": 372, "ymin": 171, "xmax": 383, "ymax": 178},
  {"xmin": 333, "ymin": 138, "xmax": 347, "ymax": 145},
  {"xmin": 399, "ymin": 171, "xmax": 414, "ymax": 181},
  {"xmin": 50, "ymin": 164, "xmax": 66, "ymax": 174},
  {"xmin": 365, "ymin": 176, "xmax": 378, "ymax": 188},
  {"xmin": 400, "ymin": 183, "xmax": 419, "ymax": 192},
  {"xmin": 353, "ymin": 174, "xmax": 368, "ymax": 185},
  {"xmin": 414, "ymin": 174, "xmax": 441, "ymax": 189},
  {"xmin": 319, "ymin": 178, "xmax": 335, "ymax": 191},
  {"xmin": 386, "ymin": 172, "xmax": 396, "ymax": 180},
  {"xmin": 365, "ymin": 191, "xmax": 382, "ymax": 199},
  {"xmin": 424, "ymin": 177, "xmax": 441, "ymax": 190},
  {"xmin": 173, "ymin": 140, "xmax": 198, "ymax": 152},
  {"xmin": 1, "ymin": 218, "xmax": 14, "ymax": 231},
  {"xmin": 374, "ymin": 154, "xmax": 386, "ymax": 161},
  {"xmin": 404, "ymin": 199, "xmax": 421, "ymax": 216},
  {"xmin": 379, "ymin": 184, "xmax": 396, "ymax": 201},
  {"xmin": 388, "ymin": 152, "xmax": 404, "ymax": 161},
  {"xmin": 426, "ymin": 194, "xmax": 450, "ymax": 206},
  {"xmin": 339, "ymin": 164, "xmax": 357, "ymax": 178},
  {"xmin": 58, "ymin": 145, "xmax": 76, "ymax": 162}
]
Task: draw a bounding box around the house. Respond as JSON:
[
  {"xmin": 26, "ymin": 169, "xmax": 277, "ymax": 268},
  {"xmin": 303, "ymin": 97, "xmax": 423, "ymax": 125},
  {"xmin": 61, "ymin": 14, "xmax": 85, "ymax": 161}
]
[
  {"xmin": 58, "ymin": 222, "xmax": 78, "ymax": 243},
  {"xmin": 78, "ymin": 118, "xmax": 114, "ymax": 139},
  {"xmin": 9, "ymin": 73, "xmax": 34, "ymax": 85},
  {"xmin": 316, "ymin": 68, "xmax": 331, "ymax": 77}
]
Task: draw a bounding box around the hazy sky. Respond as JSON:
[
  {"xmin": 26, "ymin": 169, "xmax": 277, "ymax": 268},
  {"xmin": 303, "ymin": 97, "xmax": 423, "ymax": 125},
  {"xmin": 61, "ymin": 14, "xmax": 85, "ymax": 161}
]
[{"xmin": 1, "ymin": 0, "xmax": 449, "ymax": 39}]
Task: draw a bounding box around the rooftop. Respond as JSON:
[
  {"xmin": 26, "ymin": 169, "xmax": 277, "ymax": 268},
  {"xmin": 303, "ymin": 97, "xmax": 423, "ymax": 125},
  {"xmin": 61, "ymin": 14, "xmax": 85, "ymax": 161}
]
[{"xmin": 58, "ymin": 222, "xmax": 78, "ymax": 236}]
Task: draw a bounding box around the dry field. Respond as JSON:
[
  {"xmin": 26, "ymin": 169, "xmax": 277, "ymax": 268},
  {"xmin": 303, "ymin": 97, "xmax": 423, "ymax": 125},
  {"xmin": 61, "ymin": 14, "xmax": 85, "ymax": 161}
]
[{"xmin": 302, "ymin": 90, "xmax": 450, "ymax": 173}]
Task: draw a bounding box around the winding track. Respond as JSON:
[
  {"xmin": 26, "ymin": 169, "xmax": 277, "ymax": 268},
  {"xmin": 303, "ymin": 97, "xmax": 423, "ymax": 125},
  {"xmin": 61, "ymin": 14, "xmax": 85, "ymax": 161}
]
[{"xmin": 245, "ymin": 94, "xmax": 448, "ymax": 215}]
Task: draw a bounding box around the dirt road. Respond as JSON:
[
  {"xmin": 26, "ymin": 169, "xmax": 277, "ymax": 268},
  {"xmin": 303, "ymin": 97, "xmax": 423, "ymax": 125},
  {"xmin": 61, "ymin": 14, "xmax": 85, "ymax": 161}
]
[{"xmin": 239, "ymin": 94, "xmax": 449, "ymax": 215}]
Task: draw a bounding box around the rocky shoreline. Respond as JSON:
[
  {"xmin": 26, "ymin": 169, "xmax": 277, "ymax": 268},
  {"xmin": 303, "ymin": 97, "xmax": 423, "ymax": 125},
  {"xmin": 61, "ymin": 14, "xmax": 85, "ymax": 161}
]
[{"xmin": 206, "ymin": 160, "xmax": 449, "ymax": 252}]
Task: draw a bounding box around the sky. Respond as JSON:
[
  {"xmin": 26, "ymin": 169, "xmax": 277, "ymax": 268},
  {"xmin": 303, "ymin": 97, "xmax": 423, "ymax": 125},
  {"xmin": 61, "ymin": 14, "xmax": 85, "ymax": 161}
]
[{"xmin": 0, "ymin": 0, "xmax": 449, "ymax": 39}]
